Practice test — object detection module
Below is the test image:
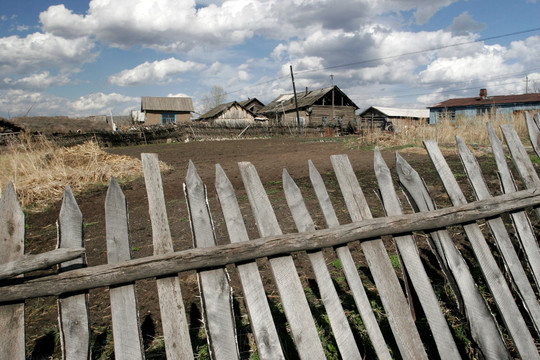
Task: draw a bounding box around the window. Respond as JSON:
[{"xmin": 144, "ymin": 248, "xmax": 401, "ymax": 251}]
[
  {"xmin": 162, "ymin": 113, "xmax": 176, "ymax": 124},
  {"xmin": 476, "ymin": 107, "xmax": 492, "ymax": 118}
]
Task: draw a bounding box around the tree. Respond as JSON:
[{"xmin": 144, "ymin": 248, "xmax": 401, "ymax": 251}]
[{"xmin": 200, "ymin": 86, "xmax": 227, "ymax": 114}]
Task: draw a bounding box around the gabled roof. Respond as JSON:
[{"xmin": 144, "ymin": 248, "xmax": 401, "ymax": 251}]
[
  {"xmin": 141, "ymin": 96, "xmax": 194, "ymax": 112},
  {"xmin": 429, "ymin": 93, "xmax": 540, "ymax": 109},
  {"xmin": 261, "ymin": 86, "xmax": 358, "ymax": 113},
  {"xmin": 199, "ymin": 101, "xmax": 255, "ymax": 120},
  {"xmin": 360, "ymin": 106, "xmax": 429, "ymax": 119},
  {"xmin": 239, "ymin": 98, "xmax": 264, "ymax": 108}
]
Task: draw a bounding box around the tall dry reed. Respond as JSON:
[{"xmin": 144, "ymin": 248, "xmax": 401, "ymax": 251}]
[
  {"xmin": 356, "ymin": 112, "xmax": 529, "ymax": 149},
  {"xmin": 0, "ymin": 134, "xmax": 169, "ymax": 211}
]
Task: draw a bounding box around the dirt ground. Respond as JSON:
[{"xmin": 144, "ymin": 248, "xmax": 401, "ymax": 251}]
[{"xmin": 22, "ymin": 136, "xmax": 484, "ymax": 358}]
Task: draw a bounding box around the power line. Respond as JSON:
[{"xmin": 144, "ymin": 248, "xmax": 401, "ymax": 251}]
[
  {"xmin": 224, "ymin": 26, "xmax": 540, "ymax": 97},
  {"xmin": 296, "ymin": 27, "xmax": 540, "ymax": 75}
]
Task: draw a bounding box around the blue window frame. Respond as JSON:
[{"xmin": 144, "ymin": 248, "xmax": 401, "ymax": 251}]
[{"xmin": 162, "ymin": 113, "xmax": 176, "ymax": 124}]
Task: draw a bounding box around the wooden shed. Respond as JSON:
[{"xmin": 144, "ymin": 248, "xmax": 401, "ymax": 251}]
[
  {"xmin": 141, "ymin": 96, "xmax": 194, "ymax": 125},
  {"xmin": 260, "ymin": 85, "xmax": 358, "ymax": 127},
  {"xmin": 198, "ymin": 101, "xmax": 256, "ymax": 125},
  {"xmin": 359, "ymin": 106, "xmax": 429, "ymax": 130}
]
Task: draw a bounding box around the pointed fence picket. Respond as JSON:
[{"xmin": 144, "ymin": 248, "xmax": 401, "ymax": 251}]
[{"xmin": 0, "ymin": 113, "xmax": 540, "ymax": 359}]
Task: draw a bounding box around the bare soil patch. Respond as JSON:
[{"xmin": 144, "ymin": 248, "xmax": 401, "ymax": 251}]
[{"xmin": 22, "ymin": 136, "xmax": 501, "ymax": 358}]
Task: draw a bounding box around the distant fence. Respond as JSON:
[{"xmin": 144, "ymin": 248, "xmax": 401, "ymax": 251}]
[{"xmin": 2, "ymin": 122, "xmax": 344, "ymax": 148}]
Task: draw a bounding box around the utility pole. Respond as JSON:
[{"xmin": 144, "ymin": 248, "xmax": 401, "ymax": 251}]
[
  {"xmin": 524, "ymin": 75, "xmax": 529, "ymax": 94},
  {"xmin": 290, "ymin": 65, "xmax": 301, "ymax": 128}
]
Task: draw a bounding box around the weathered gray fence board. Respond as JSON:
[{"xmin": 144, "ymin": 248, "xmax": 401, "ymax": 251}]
[
  {"xmin": 487, "ymin": 123, "xmax": 540, "ymax": 291},
  {"xmin": 0, "ymin": 248, "xmax": 85, "ymax": 280},
  {"xmin": 395, "ymin": 152, "xmax": 511, "ymax": 360},
  {"xmin": 2, "ymin": 187, "xmax": 540, "ymax": 304},
  {"xmin": 331, "ymin": 154, "xmax": 428, "ymax": 360},
  {"xmin": 185, "ymin": 161, "xmax": 239, "ymax": 359},
  {"xmin": 373, "ymin": 148, "xmax": 460, "ymax": 360},
  {"xmin": 424, "ymin": 139, "xmax": 540, "ymax": 359},
  {"xmin": 456, "ymin": 136, "xmax": 540, "ymax": 334},
  {"xmin": 308, "ymin": 160, "xmax": 392, "ymax": 360},
  {"xmin": 141, "ymin": 153, "xmax": 193, "ymax": 359},
  {"xmin": 0, "ymin": 182, "xmax": 25, "ymax": 360},
  {"xmin": 501, "ymin": 124, "xmax": 540, "ymax": 189},
  {"xmin": 526, "ymin": 112, "xmax": 540, "ymax": 158},
  {"xmin": 239, "ymin": 161, "xmax": 326, "ymax": 360},
  {"xmin": 105, "ymin": 178, "xmax": 145, "ymax": 360},
  {"xmin": 282, "ymin": 168, "xmax": 362, "ymax": 359},
  {"xmin": 214, "ymin": 164, "xmax": 285, "ymax": 360},
  {"xmin": 57, "ymin": 186, "xmax": 90, "ymax": 360}
]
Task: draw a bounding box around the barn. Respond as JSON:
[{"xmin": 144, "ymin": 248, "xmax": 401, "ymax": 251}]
[
  {"xmin": 260, "ymin": 86, "xmax": 358, "ymax": 127},
  {"xmin": 198, "ymin": 101, "xmax": 256, "ymax": 125},
  {"xmin": 428, "ymin": 89, "xmax": 540, "ymax": 124},
  {"xmin": 358, "ymin": 106, "xmax": 429, "ymax": 131},
  {"xmin": 141, "ymin": 96, "xmax": 194, "ymax": 125}
]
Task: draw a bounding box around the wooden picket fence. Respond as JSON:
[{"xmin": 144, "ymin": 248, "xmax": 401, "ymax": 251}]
[{"xmin": 1, "ymin": 113, "xmax": 540, "ymax": 359}]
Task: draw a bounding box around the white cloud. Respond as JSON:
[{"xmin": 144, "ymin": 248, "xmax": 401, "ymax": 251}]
[
  {"xmin": 38, "ymin": 0, "xmax": 457, "ymax": 54},
  {"xmin": 2, "ymin": 71, "xmax": 70, "ymax": 90},
  {"xmin": 0, "ymin": 32, "xmax": 96, "ymax": 75},
  {"xmin": 109, "ymin": 58, "xmax": 205, "ymax": 86},
  {"xmin": 72, "ymin": 92, "xmax": 138, "ymax": 113},
  {"xmin": 238, "ymin": 70, "xmax": 250, "ymax": 81},
  {"xmin": 40, "ymin": 0, "xmax": 270, "ymax": 51},
  {"xmin": 419, "ymin": 47, "xmax": 521, "ymax": 84},
  {"xmin": 447, "ymin": 11, "xmax": 485, "ymax": 36},
  {"xmin": 0, "ymin": 89, "xmax": 139, "ymax": 117}
]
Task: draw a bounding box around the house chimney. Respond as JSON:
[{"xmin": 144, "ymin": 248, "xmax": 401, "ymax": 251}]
[
  {"xmin": 479, "ymin": 88, "xmax": 487, "ymax": 99},
  {"xmin": 305, "ymin": 87, "xmax": 308, "ymax": 95}
]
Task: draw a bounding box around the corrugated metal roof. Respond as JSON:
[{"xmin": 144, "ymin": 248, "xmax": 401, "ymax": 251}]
[
  {"xmin": 141, "ymin": 96, "xmax": 194, "ymax": 112},
  {"xmin": 429, "ymin": 93, "xmax": 540, "ymax": 109},
  {"xmin": 362, "ymin": 106, "xmax": 429, "ymax": 119}
]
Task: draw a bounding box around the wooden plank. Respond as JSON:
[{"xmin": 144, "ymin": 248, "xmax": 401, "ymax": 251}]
[
  {"xmin": 487, "ymin": 122, "xmax": 540, "ymax": 291},
  {"xmin": 141, "ymin": 153, "xmax": 193, "ymax": 359},
  {"xmin": 185, "ymin": 161, "xmax": 239, "ymax": 359},
  {"xmin": 525, "ymin": 111, "xmax": 540, "ymax": 158},
  {"xmin": 214, "ymin": 164, "xmax": 285, "ymax": 360},
  {"xmin": 457, "ymin": 135, "xmax": 540, "ymax": 334},
  {"xmin": 501, "ymin": 123, "xmax": 540, "ymax": 220},
  {"xmin": 396, "ymin": 152, "xmax": 511, "ymax": 360},
  {"xmin": 239, "ymin": 161, "xmax": 326, "ymax": 360},
  {"xmin": 105, "ymin": 178, "xmax": 145, "ymax": 360},
  {"xmin": 423, "ymin": 139, "xmax": 539, "ymax": 359},
  {"xmin": 282, "ymin": 168, "xmax": 362, "ymax": 359},
  {"xmin": 308, "ymin": 160, "xmax": 392, "ymax": 360},
  {"xmin": 501, "ymin": 124, "xmax": 540, "ymax": 189},
  {"xmin": 0, "ymin": 182, "xmax": 25, "ymax": 360},
  {"xmin": 0, "ymin": 247, "xmax": 84, "ymax": 280},
  {"xmin": 331, "ymin": 154, "xmax": 428, "ymax": 360},
  {"xmin": 57, "ymin": 185, "xmax": 90, "ymax": 359},
  {"xmin": 3, "ymin": 186, "xmax": 540, "ymax": 303},
  {"xmin": 373, "ymin": 148, "xmax": 460, "ymax": 360}
]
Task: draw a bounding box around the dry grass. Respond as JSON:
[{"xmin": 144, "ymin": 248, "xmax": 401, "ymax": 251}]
[
  {"xmin": 0, "ymin": 134, "xmax": 170, "ymax": 211},
  {"xmin": 354, "ymin": 113, "xmax": 529, "ymax": 150}
]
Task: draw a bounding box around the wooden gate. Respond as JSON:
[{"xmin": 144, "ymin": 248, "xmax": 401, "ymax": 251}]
[{"xmin": 1, "ymin": 113, "xmax": 540, "ymax": 359}]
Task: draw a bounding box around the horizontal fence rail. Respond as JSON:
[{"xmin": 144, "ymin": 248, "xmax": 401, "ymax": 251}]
[{"xmin": 1, "ymin": 113, "xmax": 540, "ymax": 359}]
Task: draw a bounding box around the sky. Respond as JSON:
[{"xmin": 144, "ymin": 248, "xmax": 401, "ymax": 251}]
[{"xmin": 0, "ymin": 0, "xmax": 539, "ymax": 118}]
